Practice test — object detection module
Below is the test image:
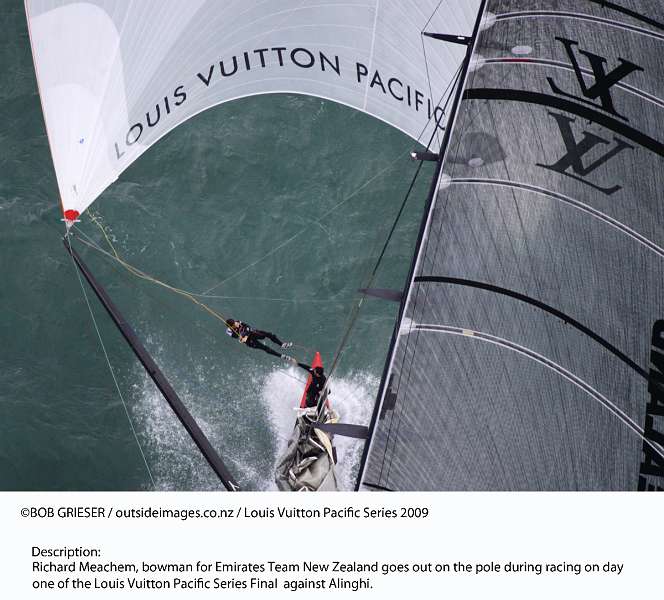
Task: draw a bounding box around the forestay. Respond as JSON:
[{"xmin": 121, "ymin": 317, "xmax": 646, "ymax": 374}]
[
  {"xmin": 360, "ymin": 0, "xmax": 664, "ymax": 491},
  {"xmin": 25, "ymin": 0, "xmax": 480, "ymax": 222}
]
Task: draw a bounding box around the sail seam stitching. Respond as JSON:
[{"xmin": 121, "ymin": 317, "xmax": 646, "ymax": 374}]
[
  {"xmin": 495, "ymin": 11, "xmax": 664, "ymax": 42},
  {"xmin": 414, "ymin": 275, "xmax": 649, "ymax": 381},
  {"xmin": 449, "ymin": 178, "xmax": 664, "ymax": 259},
  {"xmin": 484, "ymin": 58, "xmax": 664, "ymax": 110},
  {"xmin": 359, "ymin": 0, "xmax": 489, "ymax": 487},
  {"xmin": 415, "ymin": 324, "xmax": 664, "ymax": 463}
]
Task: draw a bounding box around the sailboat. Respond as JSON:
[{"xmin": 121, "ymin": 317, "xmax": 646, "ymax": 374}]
[
  {"xmin": 28, "ymin": 0, "xmax": 662, "ymax": 491},
  {"xmin": 275, "ymin": 352, "xmax": 339, "ymax": 491},
  {"xmin": 356, "ymin": 0, "xmax": 664, "ymax": 491},
  {"xmin": 25, "ymin": 0, "xmax": 479, "ymax": 490}
]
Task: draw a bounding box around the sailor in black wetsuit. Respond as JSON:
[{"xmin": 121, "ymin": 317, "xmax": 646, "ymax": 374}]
[
  {"xmin": 292, "ymin": 362, "xmax": 327, "ymax": 408},
  {"xmin": 226, "ymin": 319, "xmax": 292, "ymax": 359}
]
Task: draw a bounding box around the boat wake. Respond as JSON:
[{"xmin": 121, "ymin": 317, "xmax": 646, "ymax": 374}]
[
  {"xmin": 127, "ymin": 344, "xmax": 377, "ymax": 491},
  {"xmin": 130, "ymin": 373, "xmax": 227, "ymax": 491},
  {"xmin": 259, "ymin": 367, "xmax": 378, "ymax": 491}
]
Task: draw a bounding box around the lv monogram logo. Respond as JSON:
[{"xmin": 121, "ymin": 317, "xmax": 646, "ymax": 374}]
[
  {"xmin": 537, "ymin": 112, "xmax": 633, "ymax": 195},
  {"xmin": 547, "ymin": 37, "xmax": 643, "ymax": 121}
]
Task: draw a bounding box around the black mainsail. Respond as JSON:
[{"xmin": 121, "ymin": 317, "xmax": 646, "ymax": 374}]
[{"xmin": 358, "ymin": 0, "xmax": 664, "ymax": 491}]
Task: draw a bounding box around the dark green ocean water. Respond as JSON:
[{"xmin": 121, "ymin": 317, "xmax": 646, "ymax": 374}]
[{"xmin": 0, "ymin": 1, "xmax": 433, "ymax": 490}]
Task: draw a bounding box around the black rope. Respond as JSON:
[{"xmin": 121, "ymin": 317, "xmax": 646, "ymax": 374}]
[
  {"xmin": 324, "ymin": 159, "xmax": 426, "ymax": 385},
  {"xmin": 325, "ymin": 65, "xmax": 464, "ymax": 386}
]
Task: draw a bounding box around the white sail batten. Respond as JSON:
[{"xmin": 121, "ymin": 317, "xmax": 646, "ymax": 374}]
[{"xmin": 25, "ymin": 0, "xmax": 480, "ymax": 221}]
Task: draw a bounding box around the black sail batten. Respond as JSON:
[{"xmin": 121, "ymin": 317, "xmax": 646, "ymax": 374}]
[
  {"xmin": 414, "ymin": 276, "xmax": 650, "ymax": 381},
  {"xmin": 360, "ymin": 0, "xmax": 664, "ymax": 491},
  {"xmin": 584, "ymin": 0, "xmax": 664, "ymax": 31},
  {"xmin": 463, "ymin": 88, "xmax": 664, "ymax": 158},
  {"xmin": 64, "ymin": 238, "xmax": 240, "ymax": 491},
  {"xmin": 355, "ymin": 0, "xmax": 489, "ymax": 490}
]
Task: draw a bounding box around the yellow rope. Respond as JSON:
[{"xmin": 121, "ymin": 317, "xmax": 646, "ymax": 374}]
[
  {"xmin": 83, "ymin": 213, "xmax": 236, "ymax": 331},
  {"xmin": 77, "ymin": 213, "xmax": 318, "ymax": 363}
]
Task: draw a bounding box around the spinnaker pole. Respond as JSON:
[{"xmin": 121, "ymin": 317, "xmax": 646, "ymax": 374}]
[
  {"xmin": 355, "ymin": 0, "xmax": 489, "ymax": 490},
  {"xmin": 64, "ymin": 237, "xmax": 240, "ymax": 491}
]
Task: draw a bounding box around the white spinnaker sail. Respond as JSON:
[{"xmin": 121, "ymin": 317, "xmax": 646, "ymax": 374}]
[{"xmin": 25, "ymin": 0, "xmax": 480, "ymax": 222}]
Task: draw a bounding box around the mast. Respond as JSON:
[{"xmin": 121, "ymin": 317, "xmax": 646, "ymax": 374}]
[
  {"xmin": 64, "ymin": 237, "xmax": 240, "ymax": 491},
  {"xmin": 355, "ymin": 0, "xmax": 489, "ymax": 490}
]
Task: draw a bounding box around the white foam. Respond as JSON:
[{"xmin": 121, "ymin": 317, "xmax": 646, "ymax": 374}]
[
  {"xmin": 260, "ymin": 366, "xmax": 378, "ymax": 491},
  {"xmin": 128, "ymin": 346, "xmax": 377, "ymax": 491},
  {"xmin": 127, "ymin": 337, "xmax": 270, "ymax": 491},
  {"xmin": 131, "ymin": 374, "xmax": 224, "ymax": 491}
]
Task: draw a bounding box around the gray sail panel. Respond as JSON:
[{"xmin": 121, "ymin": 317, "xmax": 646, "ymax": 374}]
[
  {"xmin": 362, "ymin": 0, "xmax": 664, "ymax": 490},
  {"xmin": 365, "ymin": 335, "xmax": 643, "ymax": 490}
]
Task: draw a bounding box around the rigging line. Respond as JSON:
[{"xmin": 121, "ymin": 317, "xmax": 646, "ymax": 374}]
[
  {"xmin": 418, "ymin": 0, "xmax": 450, "ymax": 149},
  {"xmin": 370, "ymin": 164, "xmax": 424, "ymax": 280},
  {"xmin": 420, "ymin": 37, "xmax": 440, "ymax": 150},
  {"xmin": 418, "ymin": 0, "xmax": 444, "ymax": 147},
  {"xmin": 324, "ymin": 159, "xmax": 425, "ymax": 384},
  {"xmin": 367, "ymin": 65, "xmax": 462, "ymax": 277},
  {"xmin": 71, "ymin": 236, "xmax": 309, "ymax": 415},
  {"xmin": 324, "ymin": 63, "xmax": 464, "ymax": 388},
  {"xmin": 198, "ymin": 148, "xmax": 412, "ymax": 296},
  {"xmin": 77, "ymin": 219, "xmax": 348, "ymax": 305},
  {"xmin": 375, "ymin": 5, "xmax": 490, "ymax": 483},
  {"xmin": 72, "ymin": 225, "xmax": 235, "ymax": 328},
  {"xmin": 414, "ymin": 62, "xmax": 463, "ymax": 146},
  {"xmin": 420, "ymin": 0, "xmax": 445, "ymax": 34},
  {"xmin": 64, "ymin": 233, "xmax": 157, "ymax": 489},
  {"xmin": 200, "ymin": 64, "xmax": 464, "ymax": 300},
  {"xmin": 366, "ymin": 77, "xmax": 463, "ymax": 291},
  {"xmin": 71, "ymin": 226, "xmax": 317, "ymax": 366}
]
